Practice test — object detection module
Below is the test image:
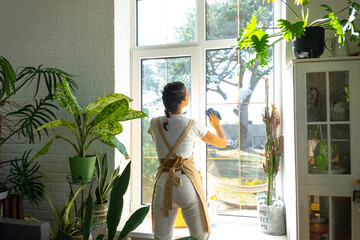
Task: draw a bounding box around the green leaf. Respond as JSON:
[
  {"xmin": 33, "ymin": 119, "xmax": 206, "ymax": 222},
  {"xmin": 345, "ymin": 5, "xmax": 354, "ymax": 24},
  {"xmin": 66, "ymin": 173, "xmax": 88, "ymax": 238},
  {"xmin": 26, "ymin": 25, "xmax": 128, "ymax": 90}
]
[
  {"xmin": 119, "ymin": 109, "xmax": 147, "ymax": 122},
  {"xmin": 118, "ymin": 206, "xmax": 150, "ymax": 240},
  {"xmin": 176, "ymin": 237, "xmax": 198, "ymax": 240},
  {"xmin": 96, "ymin": 235, "xmax": 105, "ymax": 240},
  {"xmin": 294, "ymin": 0, "xmax": 310, "ymax": 6},
  {"xmin": 83, "ymin": 194, "xmax": 94, "ymax": 240},
  {"xmin": 237, "ymin": 15, "xmax": 267, "ymax": 49},
  {"xmin": 55, "ymin": 78, "xmax": 83, "ymax": 126},
  {"xmin": 56, "ymin": 230, "xmax": 74, "ymax": 240},
  {"xmin": 30, "ymin": 135, "xmax": 78, "ymax": 162},
  {"xmin": 277, "ymin": 19, "xmax": 305, "ymax": 41},
  {"xmin": 91, "ymin": 121, "xmax": 123, "ymax": 136},
  {"xmin": 86, "ymin": 93, "xmax": 132, "ymax": 117},
  {"xmin": 35, "ymin": 119, "xmax": 77, "ymax": 133},
  {"xmin": 0, "ymin": 56, "xmax": 17, "ymax": 98},
  {"xmin": 99, "ymin": 134, "xmax": 129, "ymax": 158},
  {"xmin": 251, "ymin": 34, "xmax": 269, "ymax": 54},
  {"xmin": 107, "ymin": 162, "xmax": 131, "ymax": 240},
  {"xmin": 88, "ymin": 99, "xmax": 129, "ymax": 130}
]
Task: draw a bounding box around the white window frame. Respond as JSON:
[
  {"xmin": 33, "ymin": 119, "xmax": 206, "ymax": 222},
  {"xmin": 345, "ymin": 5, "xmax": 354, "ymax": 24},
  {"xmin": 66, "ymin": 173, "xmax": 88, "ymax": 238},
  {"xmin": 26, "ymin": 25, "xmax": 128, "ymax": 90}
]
[{"xmin": 129, "ymin": 0, "xmax": 284, "ymax": 213}]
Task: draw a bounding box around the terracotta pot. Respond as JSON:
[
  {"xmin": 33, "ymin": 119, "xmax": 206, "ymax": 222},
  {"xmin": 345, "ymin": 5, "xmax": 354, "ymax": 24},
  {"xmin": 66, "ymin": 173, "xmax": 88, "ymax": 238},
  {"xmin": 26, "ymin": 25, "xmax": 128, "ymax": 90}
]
[
  {"xmin": 72, "ymin": 234, "xmax": 93, "ymax": 240},
  {"xmin": 94, "ymin": 202, "xmax": 108, "ymax": 221}
]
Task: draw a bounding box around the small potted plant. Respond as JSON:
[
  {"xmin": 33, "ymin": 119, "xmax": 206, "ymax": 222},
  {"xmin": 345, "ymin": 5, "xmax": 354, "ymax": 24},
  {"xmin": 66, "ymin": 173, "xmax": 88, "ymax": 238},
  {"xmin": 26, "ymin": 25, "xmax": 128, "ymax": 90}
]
[
  {"xmin": 57, "ymin": 161, "xmax": 150, "ymax": 240},
  {"xmin": 257, "ymin": 78, "xmax": 285, "ymax": 236},
  {"xmin": 93, "ymin": 153, "xmax": 120, "ymax": 234},
  {"xmin": 237, "ymin": 0, "xmax": 360, "ymax": 68},
  {"xmin": 32, "ymin": 78, "xmax": 147, "ymax": 183}
]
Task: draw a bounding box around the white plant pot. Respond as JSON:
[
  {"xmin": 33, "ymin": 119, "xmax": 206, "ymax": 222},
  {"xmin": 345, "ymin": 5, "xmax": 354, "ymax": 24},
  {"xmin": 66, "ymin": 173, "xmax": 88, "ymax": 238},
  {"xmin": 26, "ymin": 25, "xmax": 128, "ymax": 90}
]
[
  {"xmin": 257, "ymin": 198, "xmax": 286, "ymax": 236},
  {"xmin": 0, "ymin": 190, "xmax": 8, "ymax": 201}
]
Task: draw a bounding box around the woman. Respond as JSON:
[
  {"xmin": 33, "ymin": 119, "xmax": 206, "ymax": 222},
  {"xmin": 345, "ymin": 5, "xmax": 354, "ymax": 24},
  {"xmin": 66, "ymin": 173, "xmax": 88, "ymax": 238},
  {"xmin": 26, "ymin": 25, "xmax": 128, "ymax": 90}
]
[{"xmin": 148, "ymin": 82, "xmax": 226, "ymax": 240}]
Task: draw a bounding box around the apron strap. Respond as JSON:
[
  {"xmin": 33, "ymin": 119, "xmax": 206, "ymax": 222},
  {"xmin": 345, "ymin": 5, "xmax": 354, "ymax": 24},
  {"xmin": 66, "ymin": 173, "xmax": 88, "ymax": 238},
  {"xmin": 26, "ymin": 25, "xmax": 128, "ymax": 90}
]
[{"xmin": 156, "ymin": 117, "xmax": 194, "ymax": 161}]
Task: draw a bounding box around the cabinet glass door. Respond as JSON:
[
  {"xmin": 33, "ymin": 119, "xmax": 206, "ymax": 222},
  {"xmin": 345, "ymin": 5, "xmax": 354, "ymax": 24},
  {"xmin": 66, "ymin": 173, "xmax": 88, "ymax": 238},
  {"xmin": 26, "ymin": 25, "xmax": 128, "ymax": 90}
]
[
  {"xmin": 309, "ymin": 195, "xmax": 351, "ymax": 240},
  {"xmin": 306, "ymin": 71, "xmax": 350, "ymax": 175}
]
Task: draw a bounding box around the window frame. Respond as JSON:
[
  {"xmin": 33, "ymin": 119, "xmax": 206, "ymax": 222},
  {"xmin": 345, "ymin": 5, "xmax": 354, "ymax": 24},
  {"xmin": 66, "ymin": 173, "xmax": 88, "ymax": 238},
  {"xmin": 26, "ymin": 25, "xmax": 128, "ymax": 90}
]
[{"xmin": 129, "ymin": 0, "xmax": 284, "ymax": 214}]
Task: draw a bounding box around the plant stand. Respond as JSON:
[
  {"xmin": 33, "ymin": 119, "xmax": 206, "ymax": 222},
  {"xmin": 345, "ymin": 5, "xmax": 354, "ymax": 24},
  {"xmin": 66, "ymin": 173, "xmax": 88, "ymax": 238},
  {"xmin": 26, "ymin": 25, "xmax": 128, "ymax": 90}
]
[{"xmin": 67, "ymin": 175, "xmax": 95, "ymax": 221}]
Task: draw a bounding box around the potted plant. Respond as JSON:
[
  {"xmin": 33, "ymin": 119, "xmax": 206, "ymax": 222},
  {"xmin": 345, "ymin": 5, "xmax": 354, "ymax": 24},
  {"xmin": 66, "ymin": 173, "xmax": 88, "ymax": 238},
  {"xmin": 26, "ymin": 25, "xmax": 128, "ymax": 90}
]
[
  {"xmin": 257, "ymin": 78, "xmax": 285, "ymax": 235},
  {"xmin": 0, "ymin": 181, "xmax": 8, "ymax": 201},
  {"xmin": 0, "ymin": 151, "xmax": 45, "ymax": 219},
  {"xmin": 57, "ymin": 161, "xmax": 150, "ymax": 240},
  {"xmin": 31, "ymin": 78, "xmax": 147, "ymax": 183},
  {"xmin": 93, "ymin": 153, "xmax": 119, "ymax": 225},
  {"xmin": 25, "ymin": 187, "xmax": 91, "ymax": 239},
  {"xmin": 0, "ymin": 55, "xmax": 76, "ymax": 218},
  {"xmin": 237, "ymin": 0, "xmax": 360, "ymax": 68}
]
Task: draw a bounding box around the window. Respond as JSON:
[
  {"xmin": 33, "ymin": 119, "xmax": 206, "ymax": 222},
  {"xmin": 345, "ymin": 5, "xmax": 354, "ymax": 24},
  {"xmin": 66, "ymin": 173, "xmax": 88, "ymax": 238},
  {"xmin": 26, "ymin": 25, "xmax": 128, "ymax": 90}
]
[{"xmin": 131, "ymin": 0, "xmax": 276, "ymax": 217}]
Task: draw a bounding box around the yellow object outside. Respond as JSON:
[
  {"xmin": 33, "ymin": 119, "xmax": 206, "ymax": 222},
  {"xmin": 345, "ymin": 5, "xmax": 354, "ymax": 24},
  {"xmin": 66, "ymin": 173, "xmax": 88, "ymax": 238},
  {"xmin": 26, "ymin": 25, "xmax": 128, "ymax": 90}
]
[
  {"xmin": 175, "ymin": 209, "xmax": 187, "ymax": 228},
  {"xmin": 175, "ymin": 171, "xmax": 203, "ymax": 229}
]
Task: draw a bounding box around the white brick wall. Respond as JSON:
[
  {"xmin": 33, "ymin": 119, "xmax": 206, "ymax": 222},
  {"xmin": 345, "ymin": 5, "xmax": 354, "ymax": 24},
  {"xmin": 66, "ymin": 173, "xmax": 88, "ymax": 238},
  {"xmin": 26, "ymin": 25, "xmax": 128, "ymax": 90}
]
[{"xmin": 0, "ymin": 0, "xmax": 119, "ymax": 226}]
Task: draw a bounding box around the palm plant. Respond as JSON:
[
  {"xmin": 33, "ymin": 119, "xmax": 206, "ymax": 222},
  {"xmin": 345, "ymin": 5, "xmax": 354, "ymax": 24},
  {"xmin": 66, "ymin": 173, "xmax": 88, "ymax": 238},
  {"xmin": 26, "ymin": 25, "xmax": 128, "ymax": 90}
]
[
  {"xmin": 0, "ymin": 55, "xmax": 77, "ymax": 145},
  {"xmin": 3, "ymin": 150, "xmax": 44, "ymax": 204}
]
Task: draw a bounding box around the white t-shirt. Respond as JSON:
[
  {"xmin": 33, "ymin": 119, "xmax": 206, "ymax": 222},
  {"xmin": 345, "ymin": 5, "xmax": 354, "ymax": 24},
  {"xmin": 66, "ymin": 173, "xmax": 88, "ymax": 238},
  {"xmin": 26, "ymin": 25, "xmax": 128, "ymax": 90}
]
[{"xmin": 148, "ymin": 114, "xmax": 209, "ymax": 159}]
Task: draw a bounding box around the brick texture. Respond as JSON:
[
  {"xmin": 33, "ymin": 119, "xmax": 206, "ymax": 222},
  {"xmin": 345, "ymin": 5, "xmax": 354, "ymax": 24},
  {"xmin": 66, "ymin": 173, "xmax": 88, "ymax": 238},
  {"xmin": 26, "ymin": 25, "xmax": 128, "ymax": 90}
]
[{"xmin": 0, "ymin": 0, "xmax": 117, "ymax": 227}]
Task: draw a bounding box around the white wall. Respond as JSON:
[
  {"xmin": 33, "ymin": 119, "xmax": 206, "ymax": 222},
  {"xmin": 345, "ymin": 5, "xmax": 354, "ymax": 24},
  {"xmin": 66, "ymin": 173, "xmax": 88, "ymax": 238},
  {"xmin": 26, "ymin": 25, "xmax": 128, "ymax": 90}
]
[{"xmin": 0, "ymin": 0, "xmax": 117, "ymax": 225}]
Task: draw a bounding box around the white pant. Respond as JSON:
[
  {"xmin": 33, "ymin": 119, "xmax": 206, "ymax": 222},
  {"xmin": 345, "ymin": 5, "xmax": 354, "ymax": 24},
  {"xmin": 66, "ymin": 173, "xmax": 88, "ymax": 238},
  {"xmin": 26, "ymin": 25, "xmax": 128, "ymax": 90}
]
[{"xmin": 153, "ymin": 171, "xmax": 210, "ymax": 240}]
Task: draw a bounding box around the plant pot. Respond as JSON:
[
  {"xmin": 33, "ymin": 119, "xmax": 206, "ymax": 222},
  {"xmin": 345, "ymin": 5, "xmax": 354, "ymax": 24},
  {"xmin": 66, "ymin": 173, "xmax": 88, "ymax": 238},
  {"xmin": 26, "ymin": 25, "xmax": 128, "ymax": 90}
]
[
  {"xmin": 292, "ymin": 26, "xmax": 325, "ymax": 59},
  {"xmin": 72, "ymin": 233, "xmax": 93, "ymax": 240},
  {"xmin": 0, "ymin": 189, "xmax": 8, "ymax": 201},
  {"xmin": 257, "ymin": 199, "xmax": 286, "ymax": 236},
  {"xmin": 69, "ymin": 156, "xmax": 96, "ymax": 183},
  {"xmin": 94, "ymin": 202, "xmax": 108, "ymax": 221}
]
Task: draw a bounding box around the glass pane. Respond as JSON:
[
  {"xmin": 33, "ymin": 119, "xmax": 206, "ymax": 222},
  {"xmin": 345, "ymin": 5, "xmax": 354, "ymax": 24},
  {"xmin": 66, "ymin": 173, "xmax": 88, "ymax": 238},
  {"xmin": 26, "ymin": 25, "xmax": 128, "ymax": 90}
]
[
  {"xmin": 206, "ymin": 48, "xmax": 274, "ymax": 105},
  {"xmin": 308, "ymin": 125, "xmax": 328, "ymax": 174},
  {"xmin": 330, "ymin": 124, "xmax": 350, "ymax": 174},
  {"xmin": 309, "ymin": 195, "xmax": 329, "ymax": 240},
  {"xmin": 206, "ymin": 102, "xmax": 268, "ymax": 216},
  {"xmin": 141, "ymin": 57, "xmax": 191, "ymax": 204},
  {"xmin": 329, "ymin": 71, "xmax": 349, "ymax": 122},
  {"xmin": 137, "ymin": 0, "xmax": 196, "ymax": 46},
  {"xmin": 142, "ymin": 57, "xmax": 191, "ymax": 106},
  {"xmin": 332, "ymin": 197, "xmax": 351, "ymax": 240},
  {"xmin": 206, "ymin": 0, "xmax": 273, "ymax": 41},
  {"xmin": 307, "ymin": 72, "xmax": 326, "ymax": 122}
]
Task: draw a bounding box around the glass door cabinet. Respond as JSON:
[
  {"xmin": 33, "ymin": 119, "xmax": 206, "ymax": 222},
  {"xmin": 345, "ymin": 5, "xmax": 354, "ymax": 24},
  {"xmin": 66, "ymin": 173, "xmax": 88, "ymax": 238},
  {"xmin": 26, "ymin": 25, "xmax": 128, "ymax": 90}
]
[{"xmin": 290, "ymin": 58, "xmax": 360, "ymax": 240}]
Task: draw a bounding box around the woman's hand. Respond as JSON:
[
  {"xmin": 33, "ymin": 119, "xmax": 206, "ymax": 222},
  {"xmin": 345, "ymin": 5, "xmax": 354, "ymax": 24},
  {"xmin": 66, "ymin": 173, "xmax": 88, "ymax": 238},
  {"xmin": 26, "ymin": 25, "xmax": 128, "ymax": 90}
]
[
  {"xmin": 202, "ymin": 110, "xmax": 227, "ymax": 148},
  {"xmin": 208, "ymin": 111, "xmax": 221, "ymax": 129}
]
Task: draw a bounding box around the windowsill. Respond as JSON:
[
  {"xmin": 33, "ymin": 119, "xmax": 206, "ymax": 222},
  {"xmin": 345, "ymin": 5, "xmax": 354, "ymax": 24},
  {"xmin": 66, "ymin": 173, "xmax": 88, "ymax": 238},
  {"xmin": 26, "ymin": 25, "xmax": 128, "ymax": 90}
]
[{"xmin": 125, "ymin": 216, "xmax": 288, "ymax": 240}]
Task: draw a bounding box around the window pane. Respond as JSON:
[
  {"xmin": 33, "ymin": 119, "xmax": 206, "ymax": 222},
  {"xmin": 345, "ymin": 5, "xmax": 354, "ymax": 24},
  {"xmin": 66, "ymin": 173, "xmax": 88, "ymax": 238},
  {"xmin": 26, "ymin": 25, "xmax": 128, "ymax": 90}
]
[
  {"xmin": 206, "ymin": 0, "xmax": 273, "ymax": 40},
  {"xmin": 206, "ymin": 48, "xmax": 273, "ymax": 216},
  {"xmin": 137, "ymin": 0, "xmax": 196, "ymax": 46},
  {"xmin": 141, "ymin": 57, "xmax": 191, "ymax": 204}
]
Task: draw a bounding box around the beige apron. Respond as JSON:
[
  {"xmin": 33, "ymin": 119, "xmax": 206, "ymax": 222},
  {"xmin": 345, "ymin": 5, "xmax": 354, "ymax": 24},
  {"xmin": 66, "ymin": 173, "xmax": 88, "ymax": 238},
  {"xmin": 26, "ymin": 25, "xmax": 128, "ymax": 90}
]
[{"xmin": 151, "ymin": 117, "xmax": 211, "ymax": 233}]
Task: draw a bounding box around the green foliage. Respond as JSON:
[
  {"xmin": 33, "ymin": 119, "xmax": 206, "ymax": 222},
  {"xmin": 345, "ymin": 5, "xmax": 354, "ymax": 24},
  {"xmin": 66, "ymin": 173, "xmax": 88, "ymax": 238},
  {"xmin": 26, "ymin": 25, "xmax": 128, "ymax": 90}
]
[
  {"xmin": 4, "ymin": 151, "xmax": 44, "ymax": 204},
  {"xmin": 238, "ymin": 0, "xmax": 360, "ymax": 68},
  {"xmin": 94, "ymin": 153, "xmax": 120, "ymax": 204},
  {"xmin": 277, "ymin": 20, "xmax": 305, "ymax": 41},
  {"xmin": 32, "ymin": 78, "xmax": 147, "ymax": 160},
  {"xmin": 245, "ymin": 178, "xmax": 266, "ymax": 186},
  {"xmin": 0, "ymin": 55, "xmax": 76, "ymax": 145},
  {"xmin": 84, "ymin": 161, "xmax": 150, "ymax": 240}
]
